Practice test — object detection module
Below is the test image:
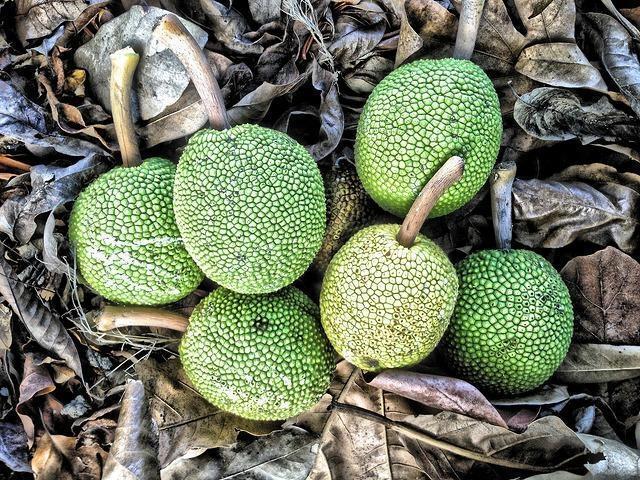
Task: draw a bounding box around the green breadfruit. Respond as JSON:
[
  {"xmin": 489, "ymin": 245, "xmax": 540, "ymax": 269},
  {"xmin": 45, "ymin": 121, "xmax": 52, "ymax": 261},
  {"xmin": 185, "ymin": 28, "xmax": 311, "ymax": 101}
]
[
  {"xmin": 320, "ymin": 224, "xmax": 458, "ymax": 371},
  {"xmin": 441, "ymin": 249, "xmax": 574, "ymax": 396},
  {"xmin": 179, "ymin": 286, "xmax": 334, "ymax": 420},
  {"xmin": 174, "ymin": 124, "xmax": 326, "ymax": 294},
  {"xmin": 355, "ymin": 58, "xmax": 502, "ymax": 218},
  {"xmin": 69, "ymin": 158, "xmax": 203, "ymax": 305}
]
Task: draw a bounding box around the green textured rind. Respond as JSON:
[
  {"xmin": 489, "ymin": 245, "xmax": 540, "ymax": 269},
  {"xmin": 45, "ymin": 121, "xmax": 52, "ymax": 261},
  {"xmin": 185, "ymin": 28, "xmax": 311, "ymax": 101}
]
[
  {"xmin": 68, "ymin": 158, "xmax": 203, "ymax": 305},
  {"xmin": 355, "ymin": 58, "xmax": 502, "ymax": 218},
  {"xmin": 179, "ymin": 286, "xmax": 334, "ymax": 420},
  {"xmin": 441, "ymin": 249, "xmax": 574, "ymax": 396},
  {"xmin": 174, "ymin": 124, "xmax": 326, "ymax": 294},
  {"xmin": 320, "ymin": 224, "xmax": 458, "ymax": 371}
]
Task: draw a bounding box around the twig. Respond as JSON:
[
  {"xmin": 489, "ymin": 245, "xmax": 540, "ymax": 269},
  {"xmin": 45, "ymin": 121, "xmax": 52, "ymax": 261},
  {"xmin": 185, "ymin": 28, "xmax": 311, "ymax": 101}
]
[
  {"xmin": 110, "ymin": 47, "xmax": 142, "ymax": 167},
  {"xmin": 453, "ymin": 0, "xmax": 486, "ymax": 60},
  {"xmin": 95, "ymin": 305, "xmax": 188, "ymax": 332},
  {"xmin": 0, "ymin": 155, "xmax": 31, "ymax": 172},
  {"xmin": 155, "ymin": 14, "xmax": 229, "ymax": 131},
  {"xmin": 489, "ymin": 160, "xmax": 517, "ymax": 250},
  {"xmin": 396, "ymin": 156, "xmax": 464, "ymax": 248}
]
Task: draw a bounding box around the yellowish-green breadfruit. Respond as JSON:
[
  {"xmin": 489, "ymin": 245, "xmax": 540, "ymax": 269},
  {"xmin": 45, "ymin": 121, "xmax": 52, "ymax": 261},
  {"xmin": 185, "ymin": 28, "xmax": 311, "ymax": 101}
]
[
  {"xmin": 355, "ymin": 58, "xmax": 502, "ymax": 218},
  {"xmin": 174, "ymin": 124, "xmax": 326, "ymax": 294},
  {"xmin": 320, "ymin": 224, "xmax": 458, "ymax": 371},
  {"xmin": 441, "ymin": 249, "xmax": 573, "ymax": 396},
  {"xmin": 179, "ymin": 286, "xmax": 334, "ymax": 420},
  {"xmin": 69, "ymin": 158, "xmax": 203, "ymax": 305}
]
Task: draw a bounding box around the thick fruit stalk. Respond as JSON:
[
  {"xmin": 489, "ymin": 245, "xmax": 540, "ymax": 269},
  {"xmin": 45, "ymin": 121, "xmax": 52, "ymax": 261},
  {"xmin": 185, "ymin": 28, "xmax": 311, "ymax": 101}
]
[
  {"xmin": 95, "ymin": 305, "xmax": 188, "ymax": 332},
  {"xmin": 454, "ymin": 0, "xmax": 486, "ymax": 60},
  {"xmin": 489, "ymin": 159, "xmax": 517, "ymax": 250}
]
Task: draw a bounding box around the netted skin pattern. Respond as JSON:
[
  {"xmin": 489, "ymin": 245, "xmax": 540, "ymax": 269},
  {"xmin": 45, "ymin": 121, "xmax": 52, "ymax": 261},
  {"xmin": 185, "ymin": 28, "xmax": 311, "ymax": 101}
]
[
  {"xmin": 441, "ymin": 249, "xmax": 574, "ymax": 396},
  {"xmin": 68, "ymin": 158, "xmax": 203, "ymax": 305},
  {"xmin": 174, "ymin": 124, "xmax": 326, "ymax": 294},
  {"xmin": 179, "ymin": 286, "xmax": 334, "ymax": 420},
  {"xmin": 320, "ymin": 224, "xmax": 458, "ymax": 371},
  {"xmin": 355, "ymin": 58, "xmax": 502, "ymax": 218}
]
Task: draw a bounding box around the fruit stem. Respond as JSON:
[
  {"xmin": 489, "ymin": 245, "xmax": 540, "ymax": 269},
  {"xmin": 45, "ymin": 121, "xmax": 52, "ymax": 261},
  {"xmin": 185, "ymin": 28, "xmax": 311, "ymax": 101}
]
[
  {"xmin": 453, "ymin": 0, "xmax": 486, "ymax": 60},
  {"xmin": 155, "ymin": 14, "xmax": 229, "ymax": 131},
  {"xmin": 396, "ymin": 156, "xmax": 465, "ymax": 248},
  {"xmin": 110, "ymin": 47, "xmax": 143, "ymax": 168},
  {"xmin": 95, "ymin": 305, "xmax": 188, "ymax": 333},
  {"xmin": 489, "ymin": 159, "xmax": 517, "ymax": 250}
]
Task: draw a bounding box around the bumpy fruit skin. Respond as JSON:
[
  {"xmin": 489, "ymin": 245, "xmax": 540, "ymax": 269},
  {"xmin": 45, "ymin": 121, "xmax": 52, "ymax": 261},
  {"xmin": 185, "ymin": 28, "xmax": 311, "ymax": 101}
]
[
  {"xmin": 355, "ymin": 58, "xmax": 502, "ymax": 218},
  {"xmin": 441, "ymin": 249, "xmax": 574, "ymax": 396},
  {"xmin": 174, "ymin": 124, "xmax": 326, "ymax": 294},
  {"xmin": 320, "ymin": 224, "xmax": 458, "ymax": 371},
  {"xmin": 69, "ymin": 158, "xmax": 203, "ymax": 305},
  {"xmin": 179, "ymin": 286, "xmax": 334, "ymax": 420}
]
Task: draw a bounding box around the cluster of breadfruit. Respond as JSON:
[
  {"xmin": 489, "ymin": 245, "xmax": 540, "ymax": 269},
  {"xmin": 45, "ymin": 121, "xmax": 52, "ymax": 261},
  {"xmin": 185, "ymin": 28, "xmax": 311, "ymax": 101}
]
[{"xmin": 70, "ymin": 21, "xmax": 573, "ymax": 421}]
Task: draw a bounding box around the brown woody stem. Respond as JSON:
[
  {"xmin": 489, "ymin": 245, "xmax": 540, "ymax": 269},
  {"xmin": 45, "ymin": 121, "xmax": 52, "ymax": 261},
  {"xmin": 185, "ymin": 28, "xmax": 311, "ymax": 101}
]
[
  {"xmin": 396, "ymin": 156, "xmax": 465, "ymax": 248},
  {"xmin": 155, "ymin": 15, "xmax": 229, "ymax": 131},
  {"xmin": 110, "ymin": 47, "xmax": 142, "ymax": 168},
  {"xmin": 489, "ymin": 160, "xmax": 516, "ymax": 250},
  {"xmin": 453, "ymin": 0, "xmax": 486, "ymax": 60},
  {"xmin": 96, "ymin": 306, "xmax": 188, "ymax": 333}
]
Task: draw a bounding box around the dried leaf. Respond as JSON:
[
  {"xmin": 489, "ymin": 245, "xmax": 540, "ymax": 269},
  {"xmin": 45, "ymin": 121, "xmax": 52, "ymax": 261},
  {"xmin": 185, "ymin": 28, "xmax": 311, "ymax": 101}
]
[
  {"xmin": 16, "ymin": 353, "xmax": 56, "ymax": 445},
  {"xmin": 515, "ymin": 43, "xmax": 607, "ymax": 91},
  {"xmin": 0, "ymin": 157, "xmax": 108, "ymax": 243},
  {"xmin": 396, "ymin": 0, "xmax": 427, "ymax": 66},
  {"xmin": 198, "ymin": 0, "xmax": 263, "ymax": 56},
  {"xmin": 581, "ymin": 12, "xmax": 640, "ymax": 117},
  {"xmin": 578, "ymin": 434, "xmax": 640, "ymax": 477},
  {"xmin": 30, "ymin": 432, "xmax": 75, "ymax": 480},
  {"xmin": 555, "ymin": 344, "xmax": 640, "ymax": 384},
  {"xmin": 42, "ymin": 210, "xmax": 68, "ymax": 275},
  {"xmin": 343, "ymin": 55, "xmax": 394, "ymax": 94},
  {"xmin": 74, "ymin": 6, "xmax": 208, "ymax": 121},
  {"xmin": 309, "ymin": 61, "xmax": 344, "ymax": 160},
  {"xmin": 248, "ymin": 0, "xmax": 282, "ymax": 24},
  {"xmin": 135, "ymin": 358, "xmax": 279, "ymax": 468},
  {"xmin": 103, "ymin": 380, "xmax": 159, "ymax": 480},
  {"xmin": 512, "ymin": 177, "xmax": 639, "ymax": 253},
  {"xmin": 15, "ymin": 0, "xmax": 95, "ymax": 45},
  {"xmin": 561, "ymin": 247, "xmax": 640, "ymax": 345},
  {"xmin": 0, "ymin": 422, "xmax": 32, "ymax": 473},
  {"xmin": 368, "ymin": 370, "xmax": 508, "ymax": 428},
  {"xmin": 491, "ymin": 385, "xmax": 570, "ymax": 407},
  {"xmin": 514, "ymin": 0, "xmax": 576, "ymax": 43},
  {"xmin": 0, "ymin": 247, "xmax": 83, "ymax": 380},
  {"xmin": 0, "ymin": 304, "xmax": 12, "ymax": 350},
  {"xmin": 513, "ymin": 88, "xmax": 640, "ymax": 144}
]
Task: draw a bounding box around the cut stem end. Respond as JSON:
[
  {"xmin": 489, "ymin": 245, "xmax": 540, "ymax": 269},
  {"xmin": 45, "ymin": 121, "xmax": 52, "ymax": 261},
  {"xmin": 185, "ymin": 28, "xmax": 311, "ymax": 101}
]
[{"xmin": 453, "ymin": 0, "xmax": 486, "ymax": 60}]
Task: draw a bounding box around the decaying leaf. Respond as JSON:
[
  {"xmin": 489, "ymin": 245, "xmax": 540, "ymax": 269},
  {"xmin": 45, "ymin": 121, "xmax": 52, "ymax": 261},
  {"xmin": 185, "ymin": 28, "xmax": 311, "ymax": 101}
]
[
  {"xmin": 15, "ymin": 0, "xmax": 97, "ymax": 45},
  {"xmin": 0, "ymin": 422, "xmax": 32, "ymax": 473},
  {"xmin": 16, "ymin": 353, "xmax": 56, "ymax": 445},
  {"xmin": 512, "ymin": 176, "xmax": 639, "ymax": 253},
  {"xmin": 197, "ymin": 0, "xmax": 263, "ymax": 56},
  {"xmin": 513, "ymin": 87, "xmax": 640, "ymax": 144},
  {"xmin": 135, "ymin": 358, "xmax": 279, "ymax": 468},
  {"xmin": 368, "ymin": 369, "xmax": 508, "ymax": 428},
  {"xmin": 30, "ymin": 431, "xmax": 75, "ymax": 480},
  {"xmin": 491, "ymin": 385, "xmax": 570, "ymax": 407},
  {"xmin": 514, "ymin": 0, "xmax": 576, "ymax": 43},
  {"xmin": 578, "ymin": 434, "xmax": 640, "ymax": 477},
  {"xmin": 103, "ymin": 380, "xmax": 159, "ymax": 480},
  {"xmin": 555, "ymin": 344, "xmax": 640, "ymax": 384},
  {"xmin": 561, "ymin": 247, "xmax": 640, "ymax": 345}
]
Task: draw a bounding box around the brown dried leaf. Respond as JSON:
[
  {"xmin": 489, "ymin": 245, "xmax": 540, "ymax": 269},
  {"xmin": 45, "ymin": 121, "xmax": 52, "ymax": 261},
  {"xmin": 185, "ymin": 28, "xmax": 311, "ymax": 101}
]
[
  {"xmin": 103, "ymin": 380, "xmax": 159, "ymax": 480},
  {"xmin": 515, "ymin": 43, "xmax": 607, "ymax": 91},
  {"xmin": 555, "ymin": 344, "xmax": 640, "ymax": 384},
  {"xmin": 31, "ymin": 432, "xmax": 75, "ymax": 480},
  {"xmin": 561, "ymin": 247, "xmax": 640, "ymax": 345},
  {"xmin": 396, "ymin": 0, "xmax": 428, "ymax": 66},
  {"xmin": 368, "ymin": 370, "xmax": 508, "ymax": 428},
  {"xmin": 514, "ymin": 0, "xmax": 576, "ymax": 44},
  {"xmin": 512, "ymin": 176, "xmax": 639, "ymax": 253},
  {"xmin": 135, "ymin": 358, "xmax": 279, "ymax": 468},
  {"xmin": 16, "ymin": 354, "xmax": 56, "ymax": 445},
  {"xmin": 15, "ymin": 0, "xmax": 94, "ymax": 45}
]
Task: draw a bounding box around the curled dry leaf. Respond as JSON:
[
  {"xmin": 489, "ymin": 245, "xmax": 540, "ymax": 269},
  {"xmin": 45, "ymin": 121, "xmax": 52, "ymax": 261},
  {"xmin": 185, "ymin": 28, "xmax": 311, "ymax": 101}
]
[
  {"xmin": 15, "ymin": 0, "xmax": 96, "ymax": 45},
  {"xmin": 309, "ymin": 61, "xmax": 344, "ymax": 160},
  {"xmin": 198, "ymin": 0, "xmax": 263, "ymax": 56},
  {"xmin": 30, "ymin": 432, "xmax": 76, "ymax": 480},
  {"xmin": 395, "ymin": 0, "xmax": 428, "ymax": 66},
  {"xmin": 512, "ymin": 175, "xmax": 639, "ymax": 253},
  {"xmin": 515, "ymin": 43, "xmax": 607, "ymax": 92},
  {"xmin": 555, "ymin": 344, "xmax": 640, "ymax": 384},
  {"xmin": 134, "ymin": 358, "xmax": 279, "ymax": 468},
  {"xmin": 368, "ymin": 369, "xmax": 508, "ymax": 428},
  {"xmin": 0, "ymin": 422, "xmax": 32, "ymax": 473},
  {"xmin": 513, "ymin": 87, "xmax": 640, "ymax": 144},
  {"xmin": 103, "ymin": 380, "xmax": 159, "ymax": 480},
  {"xmin": 578, "ymin": 434, "xmax": 640, "ymax": 477},
  {"xmin": 74, "ymin": 6, "xmax": 208, "ymax": 121},
  {"xmin": 16, "ymin": 353, "xmax": 56, "ymax": 445},
  {"xmin": 0, "ymin": 248, "xmax": 83, "ymax": 381},
  {"xmin": 561, "ymin": 247, "xmax": 640, "ymax": 345},
  {"xmin": 581, "ymin": 12, "xmax": 640, "ymax": 117},
  {"xmin": 513, "ymin": 0, "xmax": 576, "ymax": 44}
]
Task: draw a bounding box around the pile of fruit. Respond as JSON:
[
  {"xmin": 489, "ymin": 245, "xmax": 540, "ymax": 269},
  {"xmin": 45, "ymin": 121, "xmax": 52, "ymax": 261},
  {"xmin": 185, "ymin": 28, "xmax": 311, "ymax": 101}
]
[{"xmin": 72, "ymin": 15, "xmax": 574, "ymax": 420}]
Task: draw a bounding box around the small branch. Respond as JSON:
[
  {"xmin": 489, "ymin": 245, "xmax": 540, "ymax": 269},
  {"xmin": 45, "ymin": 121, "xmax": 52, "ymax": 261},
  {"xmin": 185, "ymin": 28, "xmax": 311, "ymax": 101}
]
[
  {"xmin": 110, "ymin": 47, "xmax": 142, "ymax": 168},
  {"xmin": 489, "ymin": 160, "xmax": 517, "ymax": 250},
  {"xmin": 155, "ymin": 15, "xmax": 229, "ymax": 131},
  {"xmin": 0, "ymin": 155, "xmax": 31, "ymax": 172},
  {"xmin": 396, "ymin": 156, "xmax": 464, "ymax": 248},
  {"xmin": 330, "ymin": 401, "xmax": 552, "ymax": 472},
  {"xmin": 453, "ymin": 0, "xmax": 486, "ymax": 60},
  {"xmin": 95, "ymin": 306, "xmax": 188, "ymax": 333}
]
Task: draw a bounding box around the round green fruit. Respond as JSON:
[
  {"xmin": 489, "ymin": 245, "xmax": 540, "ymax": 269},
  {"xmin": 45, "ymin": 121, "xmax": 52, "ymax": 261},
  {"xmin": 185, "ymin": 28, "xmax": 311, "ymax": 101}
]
[
  {"xmin": 441, "ymin": 249, "xmax": 574, "ymax": 396},
  {"xmin": 179, "ymin": 286, "xmax": 334, "ymax": 420},
  {"xmin": 69, "ymin": 158, "xmax": 203, "ymax": 305},
  {"xmin": 174, "ymin": 124, "xmax": 326, "ymax": 294},
  {"xmin": 320, "ymin": 224, "xmax": 458, "ymax": 371},
  {"xmin": 355, "ymin": 58, "xmax": 502, "ymax": 218}
]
